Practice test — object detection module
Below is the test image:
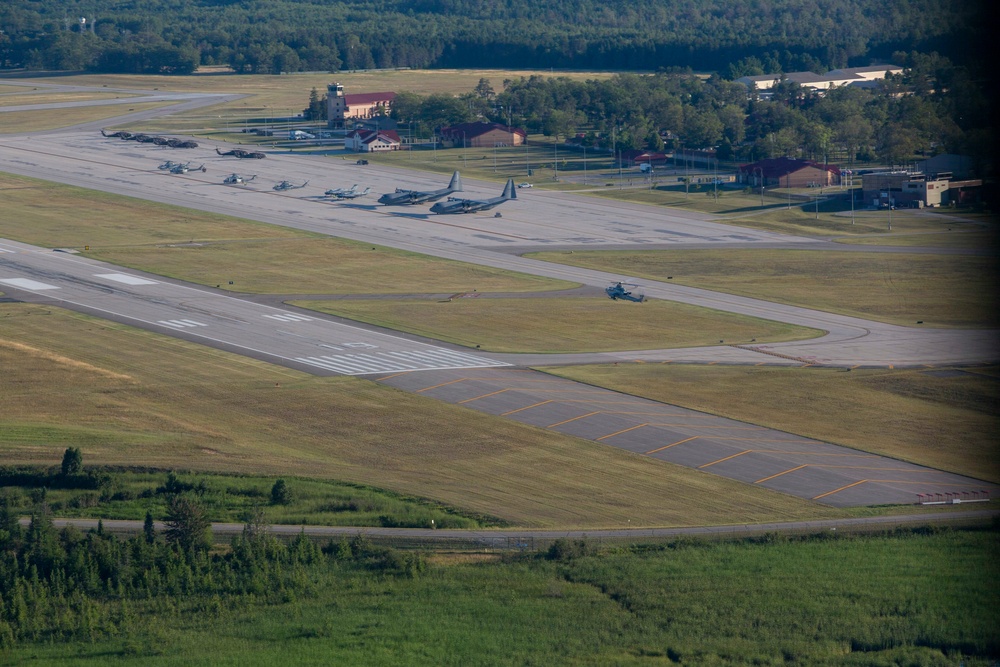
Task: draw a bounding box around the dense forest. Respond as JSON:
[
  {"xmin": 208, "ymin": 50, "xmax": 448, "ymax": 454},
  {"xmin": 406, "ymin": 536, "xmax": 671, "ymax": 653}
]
[{"xmin": 0, "ymin": 0, "xmax": 986, "ymax": 75}]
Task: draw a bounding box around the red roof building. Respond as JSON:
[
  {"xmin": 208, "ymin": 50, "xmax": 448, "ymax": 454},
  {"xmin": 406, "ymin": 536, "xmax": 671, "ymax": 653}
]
[
  {"xmin": 738, "ymin": 157, "xmax": 841, "ymax": 188},
  {"xmin": 326, "ymin": 83, "xmax": 396, "ymax": 128},
  {"xmin": 345, "ymin": 129, "xmax": 401, "ymax": 152},
  {"xmin": 439, "ymin": 122, "xmax": 526, "ymax": 148}
]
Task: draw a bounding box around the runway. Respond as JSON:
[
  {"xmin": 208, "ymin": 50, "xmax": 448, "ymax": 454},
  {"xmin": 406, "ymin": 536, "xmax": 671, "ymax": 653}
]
[{"xmin": 0, "ymin": 82, "xmax": 997, "ymax": 510}]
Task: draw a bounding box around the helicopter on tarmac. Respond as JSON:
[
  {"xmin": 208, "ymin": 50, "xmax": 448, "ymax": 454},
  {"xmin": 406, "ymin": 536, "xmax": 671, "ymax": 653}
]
[
  {"xmin": 605, "ymin": 281, "xmax": 645, "ymax": 303},
  {"xmin": 273, "ymin": 180, "xmax": 309, "ymax": 191},
  {"xmin": 158, "ymin": 160, "xmax": 180, "ymax": 170},
  {"xmin": 170, "ymin": 162, "xmax": 206, "ymax": 174},
  {"xmin": 223, "ymin": 173, "xmax": 256, "ymax": 185}
]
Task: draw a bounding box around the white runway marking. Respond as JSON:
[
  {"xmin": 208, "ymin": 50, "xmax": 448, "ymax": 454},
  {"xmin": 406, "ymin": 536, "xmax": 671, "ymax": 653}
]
[
  {"xmin": 264, "ymin": 313, "xmax": 313, "ymax": 322},
  {"xmin": 0, "ymin": 278, "xmax": 60, "ymax": 290},
  {"xmin": 95, "ymin": 273, "xmax": 159, "ymax": 285},
  {"xmin": 158, "ymin": 319, "xmax": 209, "ymax": 328},
  {"xmin": 295, "ymin": 349, "xmax": 508, "ymax": 375}
]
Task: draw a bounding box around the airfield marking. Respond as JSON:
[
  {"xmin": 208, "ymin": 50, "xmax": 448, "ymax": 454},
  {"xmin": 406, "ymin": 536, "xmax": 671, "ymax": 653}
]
[
  {"xmin": 500, "ymin": 400, "xmax": 552, "ymax": 416},
  {"xmin": 158, "ymin": 319, "xmax": 208, "ymax": 328},
  {"xmin": 416, "ymin": 377, "xmax": 469, "ymax": 393},
  {"xmin": 597, "ymin": 423, "xmax": 649, "ymax": 441},
  {"xmin": 645, "ymin": 436, "xmax": 699, "ymax": 454},
  {"xmin": 0, "ymin": 278, "xmax": 60, "ymax": 290},
  {"xmin": 376, "ymin": 371, "xmax": 414, "ymax": 381},
  {"xmin": 813, "ymin": 480, "xmax": 869, "ymax": 500},
  {"xmin": 755, "ymin": 465, "xmax": 808, "ymax": 484},
  {"xmin": 458, "ymin": 388, "xmax": 510, "ymax": 404},
  {"xmin": 698, "ymin": 449, "xmax": 753, "ymax": 469},
  {"xmin": 547, "ymin": 411, "xmax": 601, "ymax": 428},
  {"xmin": 94, "ymin": 273, "xmax": 158, "ymax": 285}
]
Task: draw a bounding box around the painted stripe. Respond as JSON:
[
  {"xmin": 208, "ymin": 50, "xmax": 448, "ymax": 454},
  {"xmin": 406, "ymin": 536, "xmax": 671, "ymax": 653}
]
[
  {"xmin": 755, "ymin": 465, "xmax": 808, "ymax": 484},
  {"xmin": 548, "ymin": 411, "xmax": 600, "ymax": 428},
  {"xmin": 501, "ymin": 400, "xmax": 552, "ymax": 416},
  {"xmin": 459, "ymin": 389, "xmax": 509, "ymax": 405},
  {"xmin": 95, "ymin": 273, "xmax": 158, "ymax": 285},
  {"xmin": 597, "ymin": 423, "xmax": 649, "ymax": 441},
  {"xmin": 0, "ymin": 278, "xmax": 60, "ymax": 290},
  {"xmin": 699, "ymin": 449, "xmax": 753, "ymax": 469},
  {"xmin": 645, "ymin": 436, "xmax": 698, "ymax": 454},
  {"xmin": 813, "ymin": 479, "xmax": 868, "ymax": 500},
  {"xmin": 417, "ymin": 378, "xmax": 467, "ymax": 393}
]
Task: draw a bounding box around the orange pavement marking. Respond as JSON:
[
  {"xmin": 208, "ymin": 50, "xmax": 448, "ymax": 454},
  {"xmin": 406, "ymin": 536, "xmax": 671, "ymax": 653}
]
[
  {"xmin": 548, "ymin": 411, "xmax": 600, "ymax": 428},
  {"xmin": 416, "ymin": 378, "xmax": 468, "ymax": 393},
  {"xmin": 500, "ymin": 400, "xmax": 552, "ymax": 416},
  {"xmin": 699, "ymin": 449, "xmax": 752, "ymax": 469},
  {"xmin": 755, "ymin": 464, "xmax": 808, "ymax": 484},
  {"xmin": 813, "ymin": 479, "xmax": 868, "ymax": 500},
  {"xmin": 597, "ymin": 423, "xmax": 649, "ymax": 441},
  {"xmin": 375, "ymin": 371, "xmax": 411, "ymax": 381},
  {"xmin": 645, "ymin": 436, "xmax": 698, "ymax": 454},
  {"xmin": 458, "ymin": 388, "xmax": 509, "ymax": 404}
]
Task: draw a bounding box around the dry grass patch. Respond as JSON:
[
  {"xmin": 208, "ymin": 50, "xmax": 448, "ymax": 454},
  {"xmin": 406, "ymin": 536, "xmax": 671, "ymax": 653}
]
[
  {"xmin": 0, "ymin": 91, "xmax": 142, "ymax": 107},
  {"xmin": 0, "ymin": 304, "xmax": 841, "ymax": 528},
  {"xmin": 546, "ymin": 364, "xmax": 1000, "ymax": 483},
  {"xmin": 293, "ymin": 297, "xmax": 821, "ymax": 353},
  {"xmin": 528, "ymin": 248, "xmax": 1000, "ymax": 328}
]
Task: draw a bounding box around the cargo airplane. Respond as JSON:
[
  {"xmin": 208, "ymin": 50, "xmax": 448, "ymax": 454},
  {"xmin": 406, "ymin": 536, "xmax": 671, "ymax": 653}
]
[
  {"xmin": 429, "ymin": 179, "xmax": 516, "ymax": 215},
  {"xmin": 378, "ymin": 171, "xmax": 462, "ymax": 206}
]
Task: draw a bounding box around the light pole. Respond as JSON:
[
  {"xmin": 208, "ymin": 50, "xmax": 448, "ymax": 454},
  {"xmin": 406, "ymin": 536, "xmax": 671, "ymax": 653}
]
[{"xmin": 583, "ymin": 144, "xmax": 587, "ymax": 185}]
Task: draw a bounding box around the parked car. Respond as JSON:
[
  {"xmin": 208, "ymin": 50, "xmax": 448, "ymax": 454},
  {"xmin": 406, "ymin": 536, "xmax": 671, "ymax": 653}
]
[{"xmin": 517, "ymin": 182, "xmax": 532, "ymax": 188}]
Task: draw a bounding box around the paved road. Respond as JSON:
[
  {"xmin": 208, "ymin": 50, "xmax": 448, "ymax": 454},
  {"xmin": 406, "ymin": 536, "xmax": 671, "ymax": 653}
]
[{"xmin": 21, "ymin": 510, "xmax": 998, "ymax": 547}]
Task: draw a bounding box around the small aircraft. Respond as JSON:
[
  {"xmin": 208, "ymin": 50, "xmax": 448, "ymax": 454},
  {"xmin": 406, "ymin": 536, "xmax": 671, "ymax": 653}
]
[
  {"xmin": 101, "ymin": 130, "xmax": 131, "ymax": 139},
  {"xmin": 158, "ymin": 160, "xmax": 180, "ymax": 170},
  {"xmin": 223, "ymin": 173, "xmax": 255, "ymax": 185},
  {"xmin": 378, "ymin": 171, "xmax": 462, "ymax": 206},
  {"xmin": 170, "ymin": 162, "xmax": 205, "ymax": 174},
  {"xmin": 333, "ymin": 187, "xmax": 372, "ymax": 200},
  {"xmin": 273, "ymin": 180, "xmax": 309, "ymax": 191},
  {"xmin": 216, "ymin": 148, "xmax": 266, "ymax": 159},
  {"xmin": 325, "ymin": 184, "xmax": 358, "ymax": 197},
  {"xmin": 605, "ymin": 281, "xmax": 645, "ymax": 303},
  {"xmin": 429, "ymin": 179, "xmax": 517, "ymax": 215}
]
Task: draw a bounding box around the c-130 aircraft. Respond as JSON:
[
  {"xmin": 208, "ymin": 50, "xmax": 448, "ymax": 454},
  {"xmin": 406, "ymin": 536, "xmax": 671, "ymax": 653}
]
[
  {"xmin": 378, "ymin": 171, "xmax": 462, "ymax": 206},
  {"xmin": 429, "ymin": 179, "xmax": 516, "ymax": 215}
]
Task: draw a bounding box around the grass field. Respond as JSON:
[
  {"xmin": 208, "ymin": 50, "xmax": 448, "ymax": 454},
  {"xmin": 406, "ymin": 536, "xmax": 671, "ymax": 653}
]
[
  {"xmin": 0, "ymin": 303, "xmax": 844, "ymax": 528},
  {"xmin": 0, "ymin": 90, "xmax": 142, "ymax": 107},
  {"xmin": 293, "ymin": 297, "xmax": 822, "ymax": 353},
  {"xmin": 7, "ymin": 528, "xmax": 997, "ymax": 665},
  {"xmin": 527, "ymin": 248, "xmax": 1000, "ymax": 328},
  {"xmin": 546, "ymin": 364, "xmax": 1000, "ymax": 483},
  {"xmin": 0, "ymin": 101, "xmax": 175, "ymax": 133}
]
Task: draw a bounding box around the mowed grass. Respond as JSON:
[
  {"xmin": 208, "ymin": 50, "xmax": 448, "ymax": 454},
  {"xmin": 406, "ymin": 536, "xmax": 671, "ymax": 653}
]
[
  {"xmin": 0, "ymin": 304, "xmax": 844, "ymax": 528},
  {"xmin": 0, "ymin": 172, "xmax": 572, "ymax": 294},
  {"xmin": 0, "ymin": 90, "xmax": 143, "ymax": 107},
  {"xmin": 528, "ymin": 248, "xmax": 1000, "ymax": 328},
  {"xmin": 0, "ymin": 101, "xmax": 175, "ymax": 133},
  {"xmin": 293, "ymin": 298, "xmax": 822, "ymax": 353},
  {"xmin": 546, "ymin": 364, "xmax": 1000, "ymax": 482}
]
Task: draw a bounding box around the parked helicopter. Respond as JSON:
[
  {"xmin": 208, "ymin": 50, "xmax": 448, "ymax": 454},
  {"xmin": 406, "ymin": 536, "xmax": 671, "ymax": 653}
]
[
  {"xmin": 216, "ymin": 148, "xmax": 266, "ymax": 159},
  {"xmin": 158, "ymin": 160, "xmax": 180, "ymax": 170},
  {"xmin": 101, "ymin": 130, "xmax": 131, "ymax": 139},
  {"xmin": 605, "ymin": 281, "xmax": 645, "ymax": 303},
  {"xmin": 169, "ymin": 162, "xmax": 206, "ymax": 174},
  {"xmin": 223, "ymin": 173, "xmax": 255, "ymax": 185},
  {"xmin": 325, "ymin": 184, "xmax": 358, "ymax": 197},
  {"xmin": 333, "ymin": 186, "xmax": 371, "ymax": 199},
  {"xmin": 273, "ymin": 180, "xmax": 309, "ymax": 191}
]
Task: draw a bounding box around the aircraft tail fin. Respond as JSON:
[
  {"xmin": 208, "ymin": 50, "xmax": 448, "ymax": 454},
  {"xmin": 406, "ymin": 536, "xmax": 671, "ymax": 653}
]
[
  {"xmin": 449, "ymin": 171, "xmax": 463, "ymax": 192},
  {"xmin": 502, "ymin": 179, "xmax": 516, "ymax": 200}
]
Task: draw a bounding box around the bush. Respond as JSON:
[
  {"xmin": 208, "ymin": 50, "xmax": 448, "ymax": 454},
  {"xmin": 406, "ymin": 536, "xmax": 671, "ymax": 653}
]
[{"xmin": 271, "ymin": 479, "xmax": 292, "ymax": 505}]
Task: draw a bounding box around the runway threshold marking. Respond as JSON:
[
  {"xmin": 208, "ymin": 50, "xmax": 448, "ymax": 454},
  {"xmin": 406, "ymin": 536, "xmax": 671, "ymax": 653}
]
[
  {"xmin": 813, "ymin": 480, "xmax": 868, "ymax": 500},
  {"xmin": 459, "ymin": 388, "xmax": 509, "ymax": 404},
  {"xmin": 548, "ymin": 411, "xmax": 600, "ymax": 428},
  {"xmin": 699, "ymin": 449, "xmax": 753, "ymax": 469},
  {"xmin": 645, "ymin": 436, "xmax": 698, "ymax": 454},
  {"xmin": 597, "ymin": 423, "xmax": 649, "ymax": 441},
  {"xmin": 416, "ymin": 378, "xmax": 468, "ymax": 393},
  {"xmin": 501, "ymin": 400, "xmax": 552, "ymax": 416},
  {"xmin": 755, "ymin": 465, "xmax": 808, "ymax": 484}
]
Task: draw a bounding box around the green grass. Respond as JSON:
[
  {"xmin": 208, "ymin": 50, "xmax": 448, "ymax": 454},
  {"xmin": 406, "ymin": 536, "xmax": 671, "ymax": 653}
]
[
  {"xmin": 527, "ymin": 248, "xmax": 1000, "ymax": 328},
  {"xmin": 0, "ymin": 172, "xmax": 573, "ymax": 294},
  {"xmin": 0, "ymin": 469, "xmax": 495, "ymax": 529},
  {"xmin": 545, "ymin": 364, "xmax": 1000, "ymax": 483},
  {"xmin": 0, "ymin": 101, "xmax": 176, "ymax": 133},
  {"xmin": 293, "ymin": 297, "xmax": 822, "ymax": 353},
  {"xmin": 0, "ymin": 304, "xmax": 843, "ymax": 529},
  {"xmin": 6, "ymin": 528, "xmax": 997, "ymax": 665}
]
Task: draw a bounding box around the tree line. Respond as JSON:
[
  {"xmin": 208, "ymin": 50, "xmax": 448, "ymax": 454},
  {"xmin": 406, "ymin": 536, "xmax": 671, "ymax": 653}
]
[
  {"xmin": 0, "ymin": 0, "xmax": 983, "ymax": 75},
  {"xmin": 382, "ymin": 52, "xmax": 990, "ymax": 173}
]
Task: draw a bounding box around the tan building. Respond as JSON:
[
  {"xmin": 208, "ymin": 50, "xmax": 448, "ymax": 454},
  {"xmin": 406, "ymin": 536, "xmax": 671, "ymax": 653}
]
[
  {"xmin": 326, "ymin": 83, "xmax": 395, "ymax": 128},
  {"xmin": 739, "ymin": 157, "xmax": 841, "ymax": 188},
  {"xmin": 439, "ymin": 122, "xmax": 526, "ymax": 148}
]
